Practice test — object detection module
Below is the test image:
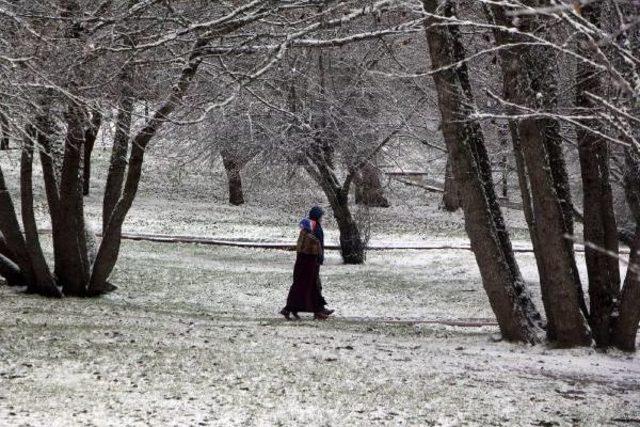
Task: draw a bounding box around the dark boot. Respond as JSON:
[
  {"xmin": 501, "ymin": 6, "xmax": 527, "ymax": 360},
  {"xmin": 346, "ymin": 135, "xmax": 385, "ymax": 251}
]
[
  {"xmin": 314, "ymin": 312, "xmax": 328, "ymax": 320},
  {"xmin": 321, "ymin": 308, "xmax": 334, "ymax": 316},
  {"xmin": 280, "ymin": 308, "xmax": 292, "ymax": 320}
]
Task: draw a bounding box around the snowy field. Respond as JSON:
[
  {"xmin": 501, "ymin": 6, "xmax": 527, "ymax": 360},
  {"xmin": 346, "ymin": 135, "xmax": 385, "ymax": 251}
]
[
  {"xmin": 1, "ymin": 242, "xmax": 639, "ymax": 426},
  {"xmin": 1, "ymin": 150, "xmax": 639, "ymax": 426}
]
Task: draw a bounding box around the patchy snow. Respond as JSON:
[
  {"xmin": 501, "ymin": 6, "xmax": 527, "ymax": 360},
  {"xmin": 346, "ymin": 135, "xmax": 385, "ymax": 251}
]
[
  {"xmin": 1, "ymin": 242, "xmax": 639, "ymax": 426},
  {"xmin": 1, "ymin": 147, "xmax": 638, "ymax": 426}
]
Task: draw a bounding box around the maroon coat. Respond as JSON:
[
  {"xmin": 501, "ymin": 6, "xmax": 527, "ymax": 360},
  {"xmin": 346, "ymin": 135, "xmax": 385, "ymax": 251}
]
[{"xmin": 283, "ymin": 230, "xmax": 327, "ymax": 312}]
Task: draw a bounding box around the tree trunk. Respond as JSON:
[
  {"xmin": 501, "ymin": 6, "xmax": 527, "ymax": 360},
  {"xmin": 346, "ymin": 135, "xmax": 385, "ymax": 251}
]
[
  {"xmin": 441, "ymin": 155, "xmax": 461, "ymax": 211},
  {"xmin": 0, "ymin": 253, "xmax": 24, "ymax": 287},
  {"xmin": 82, "ymin": 109, "xmax": 102, "ymax": 196},
  {"xmin": 21, "ymin": 125, "xmax": 61, "ymax": 297},
  {"xmin": 0, "ymin": 111, "xmax": 9, "ymax": 150},
  {"xmin": 0, "ymin": 237, "xmax": 18, "ymax": 269},
  {"xmin": 332, "ymin": 190, "xmax": 364, "ymax": 264},
  {"xmin": 37, "ymin": 113, "xmax": 66, "ymax": 277},
  {"xmin": 518, "ymin": 119, "xmax": 590, "ymax": 346},
  {"xmin": 303, "ymin": 155, "xmax": 365, "ymax": 265},
  {"xmin": 103, "ymin": 87, "xmax": 133, "ymax": 231},
  {"xmin": 575, "ymin": 2, "xmax": 620, "ymax": 348},
  {"xmin": 485, "ymin": 2, "xmax": 590, "ymax": 347},
  {"xmin": 613, "ymin": 229, "xmax": 640, "ymax": 351},
  {"xmin": 613, "ymin": 150, "xmax": 640, "ymax": 350},
  {"xmin": 499, "ymin": 131, "xmax": 509, "ymax": 200},
  {"xmin": 624, "ymin": 151, "xmax": 640, "ymax": 224},
  {"xmin": 56, "ymin": 103, "xmax": 92, "ymax": 296},
  {"xmin": 220, "ymin": 148, "xmax": 245, "ymax": 206},
  {"xmin": 423, "ymin": 0, "xmax": 543, "ymax": 343},
  {"xmin": 0, "ymin": 165, "xmax": 36, "ymax": 287},
  {"xmin": 354, "ymin": 161, "xmax": 390, "ymax": 208}
]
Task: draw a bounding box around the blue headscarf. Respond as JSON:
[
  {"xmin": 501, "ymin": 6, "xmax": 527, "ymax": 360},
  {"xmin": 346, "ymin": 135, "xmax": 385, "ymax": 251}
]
[{"xmin": 309, "ymin": 206, "xmax": 324, "ymax": 220}]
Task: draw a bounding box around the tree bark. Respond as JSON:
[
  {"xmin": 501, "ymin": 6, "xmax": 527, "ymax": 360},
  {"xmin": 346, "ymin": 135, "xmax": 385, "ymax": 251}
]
[
  {"xmin": 485, "ymin": 1, "xmax": 590, "ymax": 346},
  {"xmin": 0, "ymin": 253, "xmax": 24, "ymax": 287},
  {"xmin": 37, "ymin": 112, "xmax": 65, "ymax": 277},
  {"xmin": 499, "ymin": 131, "xmax": 509, "ymax": 200},
  {"xmin": 332, "ymin": 190, "xmax": 364, "ymax": 264},
  {"xmin": 0, "ymin": 111, "xmax": 9, "ymax": 150},
  {"xmin": 56, "ymin": 103, "xmax": 92, "ymax": 296},
  {"xmin": 83, "ymin": 109, "xmax": 102, "ymax": 196},
  {"xmin": 304, "ymin": 159, "xmax": 365, "ymax": 264},
  {"xmin": 0, "ymin": 214, "xmax": 25, "ymax": 287},
  {"xmin": 613, "ymin": 230, "xmax": 640, "ymax": 351},
  {"xmin": 0, "ymin": 164, "xmax": 35, "ymax": 287},
  {"xmin": 21, "ymin": 125, "xmax": 61, "ymax": 297},
  {"xmin": 220, "ymin": 148, "xmax": 246, "ymax": 206},
  {"xmin": 423, "ymin": 0, "xmax": 543, "ymax": 343},
  {"xmin": 441, "ymin": 155, "xmax": 461, "ymax": 211},
  {"xmin": 103, "ymin": 84, "xmax": 133, "ymax": 232},
  {"xmin": 575, "ymin": 2, "xmax": 620, "ymax": 348},
  {"xmin": 354, "ymin": 161, "xmax": 390, "ymax": 208},
  {"xmin": 613, "ymin": 150, "xmax": 640, "ymax": 350},
  {"xmin": 0, "ymin": 236, "xmax": 17, "ymax": 267}
]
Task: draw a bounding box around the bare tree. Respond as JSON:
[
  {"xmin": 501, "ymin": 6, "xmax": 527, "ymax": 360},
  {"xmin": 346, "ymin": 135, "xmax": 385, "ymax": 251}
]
[
  {"xmin": 455, "ymin": 0, "xmax": 640, "ymax": 349},
  {"xmin": 483, "ymin": 1, "xmax": 591, "ymax": 347},
  {"xmin": 422, "ymin": 0, "xmax": 544, "ymax": 343},
  {"xmin": 0, "ymin": 1, "xmax": 422, "ymax": 294}
]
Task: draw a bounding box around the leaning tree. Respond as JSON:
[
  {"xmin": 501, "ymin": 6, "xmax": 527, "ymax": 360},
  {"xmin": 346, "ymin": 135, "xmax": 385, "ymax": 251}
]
[
  {"xmin": 421, "ymin": 0, "xmax": 545, "ymax": 343},
  {"xmin": 421, "ymin": 0, "xmax": 640, "ymax": 350}
]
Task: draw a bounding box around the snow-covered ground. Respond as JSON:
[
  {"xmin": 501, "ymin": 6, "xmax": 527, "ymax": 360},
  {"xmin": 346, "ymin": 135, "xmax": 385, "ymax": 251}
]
[
  {"xmin": 1, "ymin": 241, "xmax": 639, "ymax": 426},
  {"xmin": 0, "ymin": 149, "xmax": 638, "ymax": 426}
]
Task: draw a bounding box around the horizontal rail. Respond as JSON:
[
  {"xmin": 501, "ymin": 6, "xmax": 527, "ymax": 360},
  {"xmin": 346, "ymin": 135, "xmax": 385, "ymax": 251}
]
[{"xmin": 38, "ymin": 229, "xmax": 630, "ymax": 253}]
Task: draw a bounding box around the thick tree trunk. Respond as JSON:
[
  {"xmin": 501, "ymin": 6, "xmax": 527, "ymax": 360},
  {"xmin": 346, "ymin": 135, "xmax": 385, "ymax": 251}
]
[
  {"xmin": 613, "ymin": 230, "xmax": 640, "ymax": 351},
  {"xmin": 575, "ymin": 2, "xmax": 620, "ymax": 348},
  {"xmin": 37, "ymin": 113, "xmax": 66, "ymax": 277},
  {"xmin": 499, "ymin": 132, "xmax": 509, "ymax": 200},
  {"xmin": 354, "ymin": 161, "xmax": 390, "ymax": 208},
  {"xmin": 0, "ymin": 237, "xmax": 17, "ymax": 267},
  {"xmin": 0, "ymin": 165, "xmax": 36, "ymax": 287},
  {"xmin": 613, "ymin": 150, "xmax": 640, "ymax": 350},
  {"xmin": 332, "ymin": 191, "xmax": 364, "ymax": 264},
  {"xmin": 441, "ymin": 155, "xmax": 461, "ymax": 211},
  {"xmin": 21, "ymin": 126, "xmax": 61, "ymax": 297},
  {"xmin": 82, "ymin": 109, "xmax": 102, "ymax": 196},
  {"xmin": 423, "ymin": 0, "xmax": 543, "ymax": 343},
  {"xmin": 485, "ymin": 2, "xmax": 590, "ymax": 347},
  {"xmin": 0, "ymin": 222, "xmax": 25, "ymax": 286},
  {"xmin": 518, "ymin": 120, "xmax": 590, "ymax": 346},
  {"xmin": 103, "ymin": 89, "xmax": 133, "ymax": 232},
  {"xmin": 56, "ymin": 103, "xmax": 92, "ymax": 296},
  {"xmin": 624, "ymin": 151, "xmax": 640, "ymax": 224},
  {"xmin": 220, "ymin": 148, "xmax": 245, "ymax": 206},
  {"xmin": 0, "ymin": 253, "xmax": 24, "ymax": 287}
]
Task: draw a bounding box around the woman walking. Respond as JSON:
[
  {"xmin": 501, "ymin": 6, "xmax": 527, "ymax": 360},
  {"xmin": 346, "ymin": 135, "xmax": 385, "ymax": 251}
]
[{"xmin": 280, "ymin": 206, "xmax": 334, "ymax": 320}]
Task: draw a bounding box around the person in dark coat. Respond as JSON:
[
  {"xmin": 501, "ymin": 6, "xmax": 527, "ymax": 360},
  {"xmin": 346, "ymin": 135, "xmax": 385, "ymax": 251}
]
[{"xmin": 280, "ymin": 206, "xmax": 334, "ymax": 320}]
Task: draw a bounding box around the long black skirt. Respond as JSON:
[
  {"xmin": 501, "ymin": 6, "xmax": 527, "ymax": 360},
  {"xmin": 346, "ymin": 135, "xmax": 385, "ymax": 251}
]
[{"xmin": 284, "ymin": 253, "xmax": 327, "ymax": 313}]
